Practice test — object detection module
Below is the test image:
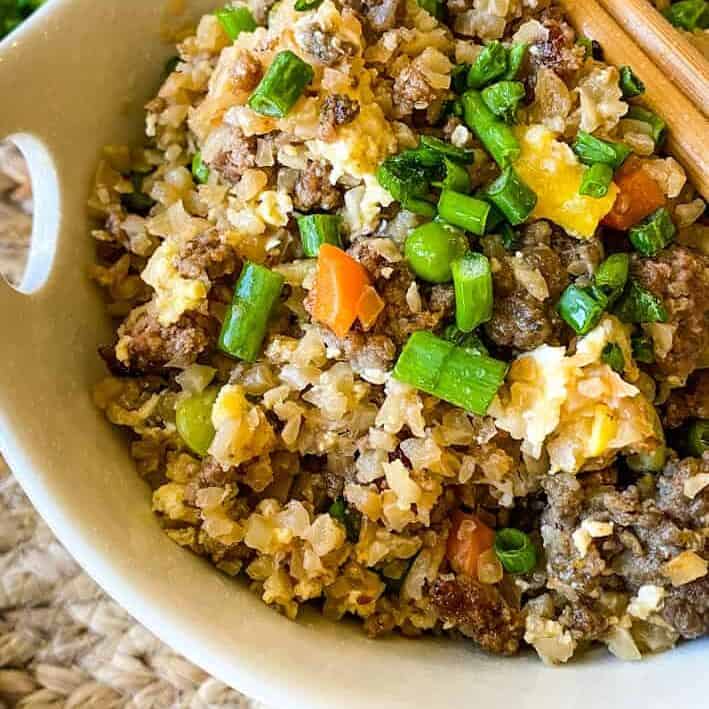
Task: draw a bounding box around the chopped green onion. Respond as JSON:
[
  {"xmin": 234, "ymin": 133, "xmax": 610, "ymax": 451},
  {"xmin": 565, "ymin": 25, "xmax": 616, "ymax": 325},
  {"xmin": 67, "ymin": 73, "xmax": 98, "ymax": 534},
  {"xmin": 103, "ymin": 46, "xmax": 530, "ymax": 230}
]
[
  {"xmin": 434, "ymin": 347, "xmax": 508, "ymax": 415},
  {"xmin": 602, "ymin": 342, "xmax": 625, "ymax": 373},
  {"xmin": 393, "ymin": 331, "xmax": 455, "ymax": 392},
  {"xmin": 626, "ymin": 106, "xmax": 666, "ymax": 145},
  {"xmin": 558, "ymin": 284, "xmax": 606, "ymax": 335},
  {"xmin": 595, "ymin": 253, "xmax": 630, "ymax": 293},
  {"xmin": 485, "ymin": 166, "xmax": 537, "ymax": 225},
  {"xmin": 614, "ymin": 281, "xmax": 668, "ymax": 324},
  {"xmin": 433, "ymin": 158, "xmax": 472, "ymax": 193},
  {"xmin": 219, "ymin": 262, "xmax": 285, "ymax": 362},
  {"xmin": 451, "ymin": 252, "xmax": 493, "ymax": 332},
  {"xmin": 443, "ymin": 324, "xmax": 489, "ymax": 355},
  {"xmin": 121, "ymin": 174, "xmax": 156, "ymax": 216},
  {"xmin": 467, "ymin": 41, "xmax": 508, "ymax": 89},
  {"xmin": 573, "ymin": 131, "xmax": 631, "ymax": 168},
  {"xmin": 404, "ymin": 222, "xmax": 468, "ymax": 283},
  {"xmin": 215, "ymin": 5, "xmax": 257, "ymax": 40},
  {"xmin": 504, "ymin": 43, "xmax": 528, "ymax": 80},
  {"xmin": 191, "ymin": 152, "xmax": 210, "ymax": 185},
  {"xmin": 297, "ymin": 215, "xmax": 343, "ymax": 256},
  {"xmin": 393, "ymin": 331, "xmax": 507, "ymax": 415},
  {"xmin": 328, "ymin": 496, "xmax": 360, "ymax": 542},
  {"xmin": 438, "ymin": 189, "xmax": 491, "ymax": 235},
  {"xmin": 628, "ymin": 207, "xmax": 676, "ymax": 257},
  {"xmin": 420, "ymin": 135, "xmax": 475, "ymax": 164},
  {"xmin": 577, "ymin": 36, "xmax": 603, "ymax": 60},
  {"xmin": 626, "ymin": 446, "xmax": 667, "ymax": 473},
  {"xmin": 579, "ymin": 162, "xmax": 614, "ymax": 198},
  {"xmin": 248, "ymin": 50, "xmax": 314, "ymax": 118},
  {"xmin": 416, "ymin": 0, "xmax": 444, "ymax": 19},
  {"xmin": 176, "ymin": 387, "xmax": 219, "ymax": 457},
  {"xmin": 663, "ymin": 0, "xmax": 709, "ymax": 31},
  {"xmin": 462, "ymin": 90, "xmax": 521, "ymax": 167},
  {"xmin": 377, "ymin": 149, "xmax": 444, "ymax": 215},
  {"xmin": 478, "ymin": 191, "xmax": 505, "ymax": 233},
  {"xmin": 619, "ymin": 66, "xmax": 645, "ymax": 98},
  {"xmin": 494, "ymin": 528, "xmax": 537, "ymax": 574},
  {"xmin": 451, "ymin": 64, "xmax": 472, "ymax": 94},
  {"xmin": 632, "ymin": 334, "xmax": 655, "ymax": 364},
  {"xmin": 685, "ymin": 419, "xmax": 709, "ymax": 457},
  {"xmin": 481, "ymin": 80, "xmax": 525, "ymax": 123},
  {"xmin": 294, "ymin": 0, "xmax": 323, "ymax": 9}
]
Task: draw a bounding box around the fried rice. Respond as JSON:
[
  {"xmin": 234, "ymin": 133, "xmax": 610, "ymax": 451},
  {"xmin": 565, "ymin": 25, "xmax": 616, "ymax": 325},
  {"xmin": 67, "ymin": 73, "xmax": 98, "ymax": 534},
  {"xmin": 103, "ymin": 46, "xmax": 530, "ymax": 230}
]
[{"xmin": 89, "ymin": 0, "xmax": 709, "ymax": 664}]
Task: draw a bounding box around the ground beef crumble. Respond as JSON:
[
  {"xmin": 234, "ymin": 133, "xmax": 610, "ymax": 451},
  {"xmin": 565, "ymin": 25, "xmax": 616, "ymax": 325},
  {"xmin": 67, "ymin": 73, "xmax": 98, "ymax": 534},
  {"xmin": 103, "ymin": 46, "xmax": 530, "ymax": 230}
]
[
  {"xmin": 176, "ymin": 231, "xmax": 239, "ymax": 281},
  {"xmin": 631, "ymin": 245, "xmax": 709, "ymax": 385},
  {"xmin": 206, "ymin": 128, "xmax": 258, "ymax": 184},
  {"xmin": 319, "ymin": 94, "xmax": 360, "ymax": 140},
  {"xmin": 293, "ymin": 161, "xmax": 343, "ymax": 212}
]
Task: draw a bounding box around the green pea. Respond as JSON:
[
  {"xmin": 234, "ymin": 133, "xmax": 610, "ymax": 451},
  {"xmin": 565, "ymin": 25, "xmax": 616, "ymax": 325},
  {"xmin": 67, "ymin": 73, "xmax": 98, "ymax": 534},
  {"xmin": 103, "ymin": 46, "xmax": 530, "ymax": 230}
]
[
  {"xmin": 176, "ymin": 387, "xmax": 219, "ymax": 457},
  {"xmin": 404, "ymin": 222, "xmax": 468, "ymax": 283}
]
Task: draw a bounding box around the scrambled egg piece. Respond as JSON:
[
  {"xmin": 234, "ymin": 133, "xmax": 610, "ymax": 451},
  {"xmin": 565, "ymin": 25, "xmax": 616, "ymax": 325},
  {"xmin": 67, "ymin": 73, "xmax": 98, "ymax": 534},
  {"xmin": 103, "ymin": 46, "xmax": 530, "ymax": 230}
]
[
  {"xmin": 490, "ymin": 316, "xmax": 660, "ymax": 473},
  {"xmin": 142, "ymin": 240, "xmax": 208, "ymax": 326},
  {"xmin": 514, "ymin": 124, "xmax": 619, "ymax": 239},
  {"xmin": 209, "ymin": 384, "xmax": 276, "ymax": 469}
]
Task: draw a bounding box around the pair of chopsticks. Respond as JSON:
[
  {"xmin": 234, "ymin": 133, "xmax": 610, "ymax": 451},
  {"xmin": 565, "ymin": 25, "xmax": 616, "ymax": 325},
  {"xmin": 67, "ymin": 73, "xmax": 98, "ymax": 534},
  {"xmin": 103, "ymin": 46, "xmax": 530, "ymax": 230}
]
[{"xmin": 559, "ymin": 0, "xmax": 709, "ymax": 200}]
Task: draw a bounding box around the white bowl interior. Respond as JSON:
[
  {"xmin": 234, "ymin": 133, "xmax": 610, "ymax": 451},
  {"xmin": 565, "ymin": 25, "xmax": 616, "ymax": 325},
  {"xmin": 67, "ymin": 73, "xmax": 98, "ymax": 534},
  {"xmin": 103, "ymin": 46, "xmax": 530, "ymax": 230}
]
[{"xmin": 0, "ymin": 2, "xmax": 705, "ymax": 707}]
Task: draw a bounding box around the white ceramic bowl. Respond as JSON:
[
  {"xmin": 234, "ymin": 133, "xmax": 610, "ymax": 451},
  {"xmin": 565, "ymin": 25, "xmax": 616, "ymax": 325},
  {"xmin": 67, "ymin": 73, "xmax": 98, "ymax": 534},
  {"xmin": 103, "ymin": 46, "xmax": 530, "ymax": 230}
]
[{"xmin": 0, "ymin": 2, "xmax": 705, "ymax": 707}]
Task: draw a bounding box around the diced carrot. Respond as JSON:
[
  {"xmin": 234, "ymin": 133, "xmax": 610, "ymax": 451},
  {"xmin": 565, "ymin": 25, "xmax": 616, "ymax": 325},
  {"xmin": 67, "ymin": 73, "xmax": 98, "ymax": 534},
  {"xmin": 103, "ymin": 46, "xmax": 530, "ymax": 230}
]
[
  {"xmin": 313, "ymin": 244, "xmax": 371, "ymax": 338},
  {"xmin": 446, "ymin": 509, "xmax": 496, "ymax": 577},
  {"xmin": 602, "ymin": 158, "xmax": 666, "ymax": 231},
  {"xmin": 357, "ymin": 286, "xmax": 385, "ymax": 331}
]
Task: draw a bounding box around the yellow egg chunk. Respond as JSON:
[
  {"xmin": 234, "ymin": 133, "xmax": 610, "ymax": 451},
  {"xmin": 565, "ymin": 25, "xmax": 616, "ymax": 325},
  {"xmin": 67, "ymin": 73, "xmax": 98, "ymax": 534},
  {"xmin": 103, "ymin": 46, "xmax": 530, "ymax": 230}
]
[{"xmin": 514, "ymin": 124, "xmax": 619, "ymax": 239}]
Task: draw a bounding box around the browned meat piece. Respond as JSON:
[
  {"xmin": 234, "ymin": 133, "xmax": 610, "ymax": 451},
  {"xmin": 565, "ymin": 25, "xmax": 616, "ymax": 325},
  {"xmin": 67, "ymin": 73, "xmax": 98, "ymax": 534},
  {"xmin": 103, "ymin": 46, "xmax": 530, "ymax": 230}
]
[
  {"xmin": 656, "ymin": 454, "xmax": 709, "ymax": 530},
  {"xmin": 113, "ymin": 309, "xmax": 216, "ymax": 374},
  {"xmin": 295, "ymin": 23, "xmax": 355, "ymax": 65},
  {"xmin": 231, "ymin": 49, "xmax": 262, "ymax": 92},
  {"xmin": 206, "ymin": 128, "xmax": 257, "ymax": 184},
  {"xmin": 348, "ymin": 239, "xmax": 454, "ymax": 347},
  {"xmin": 663, "ymin": 371, "xmax": 709, "ymax": 429},
  {"xmin": 550, "ymin": 228, "xmax": 604, "ymax": 278},
  {"xmin": 529, "ymin": 16, "xmax": 585, "ymax": 82},
  {"xmin": 392, "ymin": 65, "xmax": 439, "ymax": 118},
  {"xmin": 542, "ymin": 465, "xmax": 709, "ymax": 641},
  {"xmin": 176, "ymin": 231, "xmax": 239, "ymax": 281},
  {"xmin": 558, "ymin": 599, "xmax": 609, "ymax": 641},
  {"xmin": 319, "ymin": 94, "xmax": 360, "ymax": 140},
  {"xmin": 484, "ymin": 244, "xmax": 568, "ymax": 352},
  {"xmin": 430, "ymin": 575, "xmax": 525, "ymax": 655},
  {"xmin": 631, "ymin": 245, "xmax": 709, "ymax": 385},
  {"xmin": 200, "ymin": 455, "xmax": 238, "ymax": 486},
  {"xmin": 293, "ymin": 161, "xmax": 343, "ymax": 212}
]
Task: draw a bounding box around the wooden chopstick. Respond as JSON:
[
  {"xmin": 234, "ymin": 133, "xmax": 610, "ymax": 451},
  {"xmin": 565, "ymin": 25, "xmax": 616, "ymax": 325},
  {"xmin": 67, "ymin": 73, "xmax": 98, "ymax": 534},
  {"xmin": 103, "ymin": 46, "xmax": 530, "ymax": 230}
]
[
  {"xmin": 599, "ymin": 0, "xmax": 709, "ymax": 116},
  {"xmin": 559, "ymin": 0, "xmax": 709, "ymax": 201}
]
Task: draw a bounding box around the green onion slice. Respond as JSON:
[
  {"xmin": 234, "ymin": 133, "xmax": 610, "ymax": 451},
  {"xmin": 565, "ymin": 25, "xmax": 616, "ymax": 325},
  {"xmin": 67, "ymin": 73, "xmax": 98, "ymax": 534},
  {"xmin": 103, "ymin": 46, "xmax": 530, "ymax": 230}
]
[
  {"xmin": 595, "ymin": 253, "xmax": 630, "ymax": 293},
  {"xmin": 420, "ymin": 135, "xmax": 475, "ymax": 164},
  {"xmin": 558, "ymin": 284, "xmax": 606, "ymax": 335},
  {"xmin": 579, "ymin": 163, "xmax": 614, "ymax": 198},
  {"xmin": 485, "ymin": 166, "xmax": 537, "ymax": 225},
  {"xmin": 438, "ymin": 189, "xmax": 491, "ymax": 235},
  {"xmin": 192, "ymin": 151, "xmax": 210, "ymax": 185},
  {"xmin": 614, "ymin": 281, "xmax": 668, "ymax": 324},
  {"xmin": 248, "ymin": 50, "xmax": 314, "ymax": 118},
  {"xmin": 626, "ymin": 106, "xmax": 667, "ymax": 145},
  {"xmin": 215, "ymin": 5, "xmax": 257, "ymax": 40},
  {"xmin": 663, "ymin": 0, "xmax": 709, "ymax": 31},
  {"xmin": 295, "ymin": 0, "xmax": 323, "ymax": 9},
  {"xmin": 467, "ymin": 41, "xmax": 508, "ymax": 89},
  {"xmin": 442, "ymin": 324, "xmax": 489, "ymax": 355},
  {"xmin": 632, "ymin": 334, "xmax": 655, "ymax": 364},
  {"xmin": 451, "ymin": 252, "xmax": 493, "ymax": 333},
  {"xmin": 573, "ymin": 131, "xmax": 631, "ymax": 168},
  {"xmin": 602, "ymin": 342, "xmax": 625, "ymax": 373},
  {"xmin": 494, "ymin": 528, "xmax": 537, "ymax": 574},
  {"xmin": 219, "ymin": 262, "xmax": 285, "ymax": 362},
  {"xmin": 393, "ymin": 331, "xmax": 508, "ymax": 415},
  {"xmin": 481, "ymin": 80, "xmax": 526, "ymax": 123},
  {"xmin": 628, "ymin": 207, "xmax": 676, "ymax": 257},
  {"xmin": 504, "ymin": 43, "xmax": 528, "ymax": 80},
  {"xmin": 297, "ymin": 214, "xmax": 343, "ymax": 257},
  {"xmin": 461, "ymin": 90, "xmax": 521, "ymax": 167},
  {"xmin": 619, "ymin": 65, "xmax": 645, "ymax": 98}
]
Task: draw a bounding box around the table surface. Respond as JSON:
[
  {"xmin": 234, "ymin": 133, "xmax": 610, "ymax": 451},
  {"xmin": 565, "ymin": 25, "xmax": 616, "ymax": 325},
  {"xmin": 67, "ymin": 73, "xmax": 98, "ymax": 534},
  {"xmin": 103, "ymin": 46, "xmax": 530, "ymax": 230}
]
[{"xmin": 0, "ymin": 142, "xmax": 266, "ymax": 709}]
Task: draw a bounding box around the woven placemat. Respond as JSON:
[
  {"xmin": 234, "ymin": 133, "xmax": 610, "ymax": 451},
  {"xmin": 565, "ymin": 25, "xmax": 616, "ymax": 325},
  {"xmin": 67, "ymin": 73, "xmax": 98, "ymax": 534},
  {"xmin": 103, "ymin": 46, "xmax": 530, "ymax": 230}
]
[{"xmin": 0, "ymin": 144, "xmax": 266, "ymax": 709}]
